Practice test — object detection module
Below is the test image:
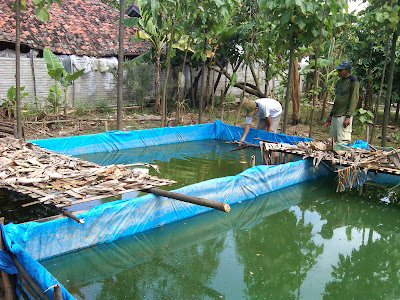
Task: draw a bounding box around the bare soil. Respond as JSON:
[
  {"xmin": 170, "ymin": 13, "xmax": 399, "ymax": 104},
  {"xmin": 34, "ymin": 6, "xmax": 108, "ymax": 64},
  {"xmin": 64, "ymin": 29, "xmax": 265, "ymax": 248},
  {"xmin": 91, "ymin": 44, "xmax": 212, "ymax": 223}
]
[
  {"xmin": 6, "ymin": 106, "xmax": 399, "ymax": 148},
  {"xmin": 21, "ymin": 110, "xmax": 321, "ymax": 140}
]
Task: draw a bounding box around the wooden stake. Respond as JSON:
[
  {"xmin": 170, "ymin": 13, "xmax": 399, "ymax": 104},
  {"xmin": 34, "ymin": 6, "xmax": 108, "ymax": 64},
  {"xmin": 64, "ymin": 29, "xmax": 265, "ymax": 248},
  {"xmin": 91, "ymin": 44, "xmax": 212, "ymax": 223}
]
[
  {"xmin": 143, "ymin": 188, "xmax": 230, "ymax": 212},
  {"xmin": 53, "ymin": 284, "xmax": 63, "ymax": 300},
  {"xmin": 0, "ymin": 218, "xmax": 16, "ymax": 300}
]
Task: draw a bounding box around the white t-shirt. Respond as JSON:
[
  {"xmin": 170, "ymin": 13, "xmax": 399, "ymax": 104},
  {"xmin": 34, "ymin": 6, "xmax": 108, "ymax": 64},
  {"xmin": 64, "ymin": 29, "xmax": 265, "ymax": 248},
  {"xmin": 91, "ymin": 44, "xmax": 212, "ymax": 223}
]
[{"xmin": 245, "ymin": 98, "xmax": 282, "ymax": 124}]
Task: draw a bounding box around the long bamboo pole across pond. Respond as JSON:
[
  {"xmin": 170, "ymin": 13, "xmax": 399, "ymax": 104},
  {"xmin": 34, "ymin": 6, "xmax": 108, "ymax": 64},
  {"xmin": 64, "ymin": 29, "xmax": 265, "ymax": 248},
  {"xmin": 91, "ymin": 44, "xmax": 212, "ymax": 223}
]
[{"xmin": 144, "ymin": 188, "xmax": 230, "ymax": 213}]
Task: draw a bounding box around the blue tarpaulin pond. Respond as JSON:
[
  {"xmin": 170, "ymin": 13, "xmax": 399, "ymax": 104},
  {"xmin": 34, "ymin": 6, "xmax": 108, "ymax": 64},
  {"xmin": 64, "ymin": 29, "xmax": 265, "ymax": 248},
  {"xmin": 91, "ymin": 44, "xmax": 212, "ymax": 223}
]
[{"xmin": 0, "ymin": 120, "xmax": 396, "ymax": 299}]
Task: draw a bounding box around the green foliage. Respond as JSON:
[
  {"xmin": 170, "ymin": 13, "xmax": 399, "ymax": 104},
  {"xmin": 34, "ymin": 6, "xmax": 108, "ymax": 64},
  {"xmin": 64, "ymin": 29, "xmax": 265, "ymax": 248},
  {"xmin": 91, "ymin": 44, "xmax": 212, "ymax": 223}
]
[
  {"xmin": 43, "ymin": 48, "xmax": 84, "ymax": 115},
  {"xmin": 124, "ymin": 61, "xmax": 154, "ymax": 112},
  {"xmin": 72, "ymin": 104, "xmax": 92, "ymax": 117},
  {"xmin": 229, "ymin": 72, "xmax": 237, "ymax": 87},
  {"xmin": 0, "ymin": 86, "xmax": 28, "ymax": 119},
  {"xmin": 95, "ymin": 102, "xmax": 114, "ymax": 115},
  {"xmin": 47, "ymin": 85, "xmax": 62, "ymax": 113},
  {"xmin": 259, "ymin": 0, "xmax": 347, "ymax": 52},
  {"xmin": 373, "ymin": 3, "xmax": 400, "ymax": 33},
  {"xmin": 355, "ymin": 108, "xmax": 374, "ymax": 130}
]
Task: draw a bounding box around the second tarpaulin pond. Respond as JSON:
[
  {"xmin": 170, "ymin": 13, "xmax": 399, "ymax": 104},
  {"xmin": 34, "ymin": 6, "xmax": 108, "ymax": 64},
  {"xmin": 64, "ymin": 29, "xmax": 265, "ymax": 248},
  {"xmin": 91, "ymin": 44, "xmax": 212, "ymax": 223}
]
[{"xmin": 41, "ymin": 175, "xmax": 400, "ymax": 299}]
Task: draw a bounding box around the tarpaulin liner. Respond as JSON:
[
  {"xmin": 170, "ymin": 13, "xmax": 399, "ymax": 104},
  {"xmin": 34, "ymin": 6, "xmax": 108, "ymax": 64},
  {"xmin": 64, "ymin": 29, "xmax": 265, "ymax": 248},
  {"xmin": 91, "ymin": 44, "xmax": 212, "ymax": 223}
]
[
  {"xmin": 2, "ymin": 160, "xmax": 332, "ymax": 299},
  {"xmin": 41, "ymin": 175, "xmax": 336, "ymax": 290},
  {"xmin": 5, "ymin": 159, "xmax": 332, "ymax": 261},
  {"xmin": 2, "ymin": 120, "xmax": 391, "ymax": 299},
  {"xmin": 29, "ymin": 120, "xmax": 312, "ymax": 155}
]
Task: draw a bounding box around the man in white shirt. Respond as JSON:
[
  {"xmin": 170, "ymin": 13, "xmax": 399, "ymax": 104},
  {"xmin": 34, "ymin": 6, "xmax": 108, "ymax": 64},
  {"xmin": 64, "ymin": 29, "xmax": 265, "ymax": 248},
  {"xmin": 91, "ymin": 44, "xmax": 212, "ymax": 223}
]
[{"xmin": 238, "ymin": 98, "xmax": 282, "ymax": 144}]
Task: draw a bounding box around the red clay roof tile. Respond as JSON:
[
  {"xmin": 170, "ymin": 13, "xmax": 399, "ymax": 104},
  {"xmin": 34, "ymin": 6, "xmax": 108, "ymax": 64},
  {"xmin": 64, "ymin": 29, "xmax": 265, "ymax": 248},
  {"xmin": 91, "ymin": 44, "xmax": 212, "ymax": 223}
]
[{"xmin": 0, "ymin": 0, "xmax": 149, "ymax": 57}]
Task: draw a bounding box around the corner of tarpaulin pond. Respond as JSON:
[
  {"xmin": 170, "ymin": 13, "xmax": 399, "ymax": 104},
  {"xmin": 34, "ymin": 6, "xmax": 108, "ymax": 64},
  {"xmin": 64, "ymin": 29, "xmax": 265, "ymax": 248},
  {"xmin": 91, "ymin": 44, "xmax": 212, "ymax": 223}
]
[{"xmin": 0, "ymin": 223, "xmax": 74, "ymax": 299}]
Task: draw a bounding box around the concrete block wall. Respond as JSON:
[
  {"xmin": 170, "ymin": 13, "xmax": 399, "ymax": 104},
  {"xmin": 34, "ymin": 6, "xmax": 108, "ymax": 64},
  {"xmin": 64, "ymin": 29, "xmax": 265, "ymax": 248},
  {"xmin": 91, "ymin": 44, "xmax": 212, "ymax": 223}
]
[
  {"xmin": 0, "ymin": 57, "xmax": 302, "ymax": 110},
  {"xmin": 0, "ymin": 57, "xmax": 120, "ymax": 109}
]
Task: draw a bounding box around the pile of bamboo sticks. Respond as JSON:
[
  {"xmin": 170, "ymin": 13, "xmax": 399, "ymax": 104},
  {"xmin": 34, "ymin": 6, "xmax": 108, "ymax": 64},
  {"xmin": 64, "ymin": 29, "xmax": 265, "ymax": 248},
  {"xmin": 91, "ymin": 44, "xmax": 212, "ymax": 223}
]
[
  {"xmin": 0, "ymin": 137, "xmax": 175, "ymax": 208},
  {"xmin": 259, "ymin": 139, "xmax": 400, "ymax": 191}
]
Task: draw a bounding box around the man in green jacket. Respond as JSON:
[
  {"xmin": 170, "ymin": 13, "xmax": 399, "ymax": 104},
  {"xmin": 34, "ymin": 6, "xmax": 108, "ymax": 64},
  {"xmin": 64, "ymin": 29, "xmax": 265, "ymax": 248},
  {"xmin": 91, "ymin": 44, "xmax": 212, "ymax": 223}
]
[{"xmin": 326, "ymin": 60, "xmax": 359, "ymax": 143}]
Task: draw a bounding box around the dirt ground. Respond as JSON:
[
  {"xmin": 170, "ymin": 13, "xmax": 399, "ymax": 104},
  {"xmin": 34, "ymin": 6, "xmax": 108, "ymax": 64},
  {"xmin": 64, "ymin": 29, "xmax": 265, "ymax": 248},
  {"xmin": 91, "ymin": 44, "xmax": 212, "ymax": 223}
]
[
  {"xmin": 3, "ymin": 105, "xmax": 396, "ymax": 148},
  {"xmin": 20, "ymin": 109, "xmax": 323, "ymax": 141}
]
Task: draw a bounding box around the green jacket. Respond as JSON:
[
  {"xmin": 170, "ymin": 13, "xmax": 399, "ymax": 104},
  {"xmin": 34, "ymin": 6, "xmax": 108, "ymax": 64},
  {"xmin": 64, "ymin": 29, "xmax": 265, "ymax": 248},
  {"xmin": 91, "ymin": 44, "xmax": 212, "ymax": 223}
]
[{"xmin": 331, "ymin": 75, "xmax": 359, "ymax": 117}]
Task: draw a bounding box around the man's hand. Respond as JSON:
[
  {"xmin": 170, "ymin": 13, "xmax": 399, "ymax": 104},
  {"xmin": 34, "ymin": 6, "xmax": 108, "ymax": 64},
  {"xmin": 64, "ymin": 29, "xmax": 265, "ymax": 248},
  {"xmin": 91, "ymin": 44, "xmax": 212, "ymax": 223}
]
[
  {"xmin": 239, "ymin": 124, "xmax": 251, "ymax": 145},
  {"xmin": 267, "ymin": 126, "xmax": 273, "ymax": 132},
  {"xmin": 326, "ymin": 115, "xmax": 332, "ymax": 124},
  {"xmin": 343, "ymin": 117, "xmax": 350, "ymax": 128}
]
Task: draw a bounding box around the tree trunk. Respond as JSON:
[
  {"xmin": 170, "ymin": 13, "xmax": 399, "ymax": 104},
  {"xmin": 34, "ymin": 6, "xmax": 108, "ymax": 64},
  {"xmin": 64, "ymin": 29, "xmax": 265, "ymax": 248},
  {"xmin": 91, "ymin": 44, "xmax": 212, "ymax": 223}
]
[
  {"xmin": 291, "ymin": 58, "xmax": 301, "ymax": 125},
  {"xmin": 309, "ymin": 0, "xmax": 326, "ymax": 138},
  {"xmin": 176, "ymin": 28, "xmax": 193, "ymax": 124},
  {"xmin": 116, "ymin": 0, "xmax": 125, "ymax": 130},
  {"xmin": 198, "ymin": 37, "xmax": 207, "ymax": 124},
  {"xmin": 282, "ymin": 31, "xmax": 296, "ymax": 133},
  {"xmin": 210, "ymin": 57, "xmax": 219, "ymax": 110},
  {"xmin": 249, "ymin": 63, "xmax": 260, "ymax": 91},
  {"xmin": 215, "ymin": 60, "xmax": 264, "ymax": 97},
  {"xmin": 370, "ymin": 38, "xmax": 389, "ymax": 144},
  {"xmin": 187, "ymin": 67, "xmax": 203, "ymax": 106},
  {"xmin": 15, "ymin": 0, "xmax": 22, "ymax": 139},
  {"xmin": 264, "ymin": 49, "xmax": 270, "ymax": 95},
  {"xmin": 234, "ymin": 64, "xmax": 248, "ymax": 125},
  {"xmin": 364, "ymin": 50, "xmax": 373, "ymax": 111},
  {"xmin": 190, "ymin": 62, "xmax": 195, "ymax": 108},
  {"xmin": 205, "ymin": 59, "xmax": 212, "ymax": 110},
  {"xmin": 161, "ymin": 19, "xmax": 175, "ymax": 127},
  {"xmin": 382, "ymin": 27, "xmax": 398, "ymax": 147},
  {"xmin": 153, "ymin": 54, "xmax": 162, "ymax": 113}
]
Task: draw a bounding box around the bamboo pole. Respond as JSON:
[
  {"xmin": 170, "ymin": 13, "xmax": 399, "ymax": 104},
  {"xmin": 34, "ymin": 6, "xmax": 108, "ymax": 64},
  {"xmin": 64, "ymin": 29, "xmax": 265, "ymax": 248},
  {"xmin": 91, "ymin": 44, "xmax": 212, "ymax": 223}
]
[
  {"xmin": 0, "ymin": 218, "xmax": 16, "ymax": 300},
  {"xmin": 12, "ymin": 257, "xmax": 50, "ymax": 300},
  {"xmin": 15, "ymin": 280, "xmax": 29, "ymax": 300},
  {"xmin": 15, "ymin": 273, "xmax": 40, "ymax": 300},
  {"xmin": 46, "ymin": 204, "xmax": 85, "ymax": 224},
  {"xmin": 143, "ymin": 188, "xmax": 230, "ymax": 212}
]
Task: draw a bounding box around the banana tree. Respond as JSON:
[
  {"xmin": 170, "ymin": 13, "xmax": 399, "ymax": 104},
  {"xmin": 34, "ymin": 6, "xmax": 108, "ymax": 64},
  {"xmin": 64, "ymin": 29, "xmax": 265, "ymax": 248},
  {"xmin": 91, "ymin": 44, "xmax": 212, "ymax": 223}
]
[
  {"xmin": 43, "ymin": 48, "xmax": 83, "ymax": 116},
  {"xmin": 13, "ymin": 0, "xmax": 61, "ymax": 138}
]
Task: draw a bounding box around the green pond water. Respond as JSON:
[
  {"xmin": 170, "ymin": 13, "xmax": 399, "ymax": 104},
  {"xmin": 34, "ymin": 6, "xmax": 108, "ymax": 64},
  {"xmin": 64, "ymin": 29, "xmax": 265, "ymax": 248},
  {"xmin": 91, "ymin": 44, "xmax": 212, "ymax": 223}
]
[
  {"xmin": 0, "ymin": 140, "xmax": 259, "ymax": 223},
  {"xmin": 41, "ymin": 175, "xmax": 400, "ymax": 299}
]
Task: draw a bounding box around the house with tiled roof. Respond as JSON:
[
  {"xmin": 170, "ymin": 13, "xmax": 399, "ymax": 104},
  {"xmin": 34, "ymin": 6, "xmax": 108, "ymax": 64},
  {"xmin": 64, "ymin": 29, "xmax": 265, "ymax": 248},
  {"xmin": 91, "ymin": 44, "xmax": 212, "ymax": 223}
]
[{"xmin": 0, "ymin": 0, "xmax": 150, "ymax": 108}]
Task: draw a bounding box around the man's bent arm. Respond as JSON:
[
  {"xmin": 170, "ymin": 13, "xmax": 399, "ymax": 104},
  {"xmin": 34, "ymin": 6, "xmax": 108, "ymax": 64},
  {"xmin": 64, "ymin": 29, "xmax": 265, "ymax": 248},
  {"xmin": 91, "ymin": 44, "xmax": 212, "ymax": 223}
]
[
  {"xmin": 239, "ymin": 123, "xmax": 251, "ymax": 144},
  {"xmin": 266, "ymin": 116, "xmax": 272, "ymax": 132}
]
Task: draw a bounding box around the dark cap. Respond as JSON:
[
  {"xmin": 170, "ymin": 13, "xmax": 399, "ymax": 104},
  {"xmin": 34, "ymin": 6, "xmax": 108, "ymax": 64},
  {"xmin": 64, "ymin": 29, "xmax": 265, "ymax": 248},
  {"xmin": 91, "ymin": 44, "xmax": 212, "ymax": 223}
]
[{"xmin": 334, "ymin": 60, "xmax": 351, "ymax": 70}]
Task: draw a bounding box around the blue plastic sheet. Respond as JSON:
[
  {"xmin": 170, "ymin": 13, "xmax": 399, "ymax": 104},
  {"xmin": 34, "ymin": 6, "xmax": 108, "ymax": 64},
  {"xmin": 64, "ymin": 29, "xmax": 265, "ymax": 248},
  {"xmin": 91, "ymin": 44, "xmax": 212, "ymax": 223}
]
[
  {"xmin": 0, "ymin": 120, "xmax": 339, "ymax": 299},
  {"xmin": 29, "ymin": 120, "xmax": 311, "ymax": 155},
  {"xmin": 0, "ymin": 250, "xmax": 17, "ymax": 275},
  {"xmin": 5, "ymin": 159, "xmax": 333, "ymax": 261},
  {"xmin": 349, "ymin": 139, "xmax": 370, "ymax": 149}
]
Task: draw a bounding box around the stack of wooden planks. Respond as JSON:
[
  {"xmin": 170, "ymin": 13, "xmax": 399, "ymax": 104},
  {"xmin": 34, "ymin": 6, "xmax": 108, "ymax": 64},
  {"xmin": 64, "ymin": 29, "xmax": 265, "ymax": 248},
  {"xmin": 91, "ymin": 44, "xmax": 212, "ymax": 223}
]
[{"xmin": 0, "ymin": 137, "xmax": 175, "ymax": 209}]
